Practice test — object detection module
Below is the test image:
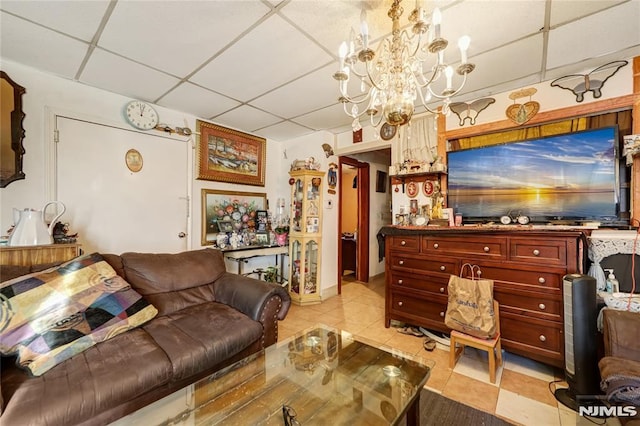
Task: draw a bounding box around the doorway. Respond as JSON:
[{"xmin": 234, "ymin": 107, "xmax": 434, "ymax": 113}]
[{"xmin": 338, "ymin": 156, "xmax": 370, "ymax": 291}]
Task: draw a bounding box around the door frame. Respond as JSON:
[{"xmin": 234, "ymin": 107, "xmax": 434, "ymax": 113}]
[{"xmin": 338, "ymin": 156, "xmax": 370, "ymax": 292}]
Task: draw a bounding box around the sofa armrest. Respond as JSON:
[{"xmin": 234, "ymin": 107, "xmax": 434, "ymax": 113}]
[
  {"xmin": 603, "ymin": 309, "xmax": 640, "ymax": 361},
  {"xmin": 213, "ymin": 273, "xmax": 291, "ymax": 345}
]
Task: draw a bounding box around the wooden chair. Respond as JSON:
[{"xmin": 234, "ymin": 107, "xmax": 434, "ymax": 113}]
[{"xmin": 449, "ymin": 300, "xmax": 502, "ymax": 383}]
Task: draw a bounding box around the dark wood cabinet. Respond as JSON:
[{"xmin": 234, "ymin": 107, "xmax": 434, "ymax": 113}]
[{"xmin": 384, "ymin": 228, "xmax": 585, "ymax": 368}]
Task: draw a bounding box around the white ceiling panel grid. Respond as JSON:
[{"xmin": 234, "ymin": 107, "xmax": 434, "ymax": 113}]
[{"xmin": 1, "ymin": 0, "xmax": 638, "ymax": 141}]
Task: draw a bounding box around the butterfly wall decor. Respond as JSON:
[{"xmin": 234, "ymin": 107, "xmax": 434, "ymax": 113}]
[
  {"xmin": 550, "ymin": 60, "xmax": 628, "ymax": 102},
  {"xmin": 448, "ymin": 98, "xmax": 496, "ymax": 126}
]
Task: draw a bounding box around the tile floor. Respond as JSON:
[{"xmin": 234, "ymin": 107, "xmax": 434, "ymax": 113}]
[{"xmin": 278, "ymin": 274, "xmax": 621, "ymax": 426}]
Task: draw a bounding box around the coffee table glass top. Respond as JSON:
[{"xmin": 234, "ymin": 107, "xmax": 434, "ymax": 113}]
[{"xmin": 112, "ymin": 324, "xmax": 433, "ymax": 425}]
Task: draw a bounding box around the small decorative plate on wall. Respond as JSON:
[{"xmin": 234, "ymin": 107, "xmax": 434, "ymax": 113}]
[
  {"xmin": 406, "ymin": 181, "xmax": 418, "ymax": 198},
  {"xmin": 125, "ymin": 149, "xmax": 143, "ymax": 172},
  {"xmin": 423, "ymin": 180, "xmax": 434, "ymax": 196}
]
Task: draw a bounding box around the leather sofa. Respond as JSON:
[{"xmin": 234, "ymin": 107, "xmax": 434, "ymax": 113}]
[
  {"xmin": 599, "ymin": 308, "xmax": 640, "ymax": 425},
  {"xmin": 0, "ymin": 248, "xmax": 291, "ymax": 425}
]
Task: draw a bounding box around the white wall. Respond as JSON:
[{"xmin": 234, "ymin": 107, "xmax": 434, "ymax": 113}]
[{"xmin": 0, "ymin": 59, "xmax": 284, "ymax": 261}]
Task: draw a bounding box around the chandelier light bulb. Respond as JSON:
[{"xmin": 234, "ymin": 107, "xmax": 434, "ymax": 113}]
[
  {"xmin": 432, "ymin": 8, "xmax": 442, "ymax": 38},
  {"xmin": 338, "ymin": 42, "xmax": 348, "ymax": 70},
  {"xmin": 458, "ymin": 35, "xmax": 470, "ymax": 63},
  {"xmin": 444, "ymin": 66, "xmax": 453, "ymax": 90},
  {"xmin": 360, "ymin": 10, "xmax": 369, "ymax": 49}
]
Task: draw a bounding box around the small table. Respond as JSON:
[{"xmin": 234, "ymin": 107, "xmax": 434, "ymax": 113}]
[
  {"xmin": 221, "ymin": 244, "xmax": 288, "ymax": 284},
  {"xmin": 112, "ymin": 324, "xmax": 433, "ymax": 425}
]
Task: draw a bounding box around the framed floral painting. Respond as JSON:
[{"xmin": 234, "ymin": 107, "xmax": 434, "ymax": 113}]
[
  {"xmin": 196, "ymin": 119, "xmax": 266, "ymax": 186},
  {"xmin": 201, "ymin": 189, "xmax": 267, "ymax": 245}
]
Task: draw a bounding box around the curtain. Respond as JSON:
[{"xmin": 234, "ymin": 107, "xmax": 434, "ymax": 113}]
[{"xmin": 395, "ymin": 114, "xmax": 438, "ymax": 166}]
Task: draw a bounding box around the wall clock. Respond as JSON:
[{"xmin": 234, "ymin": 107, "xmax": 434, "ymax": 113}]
[
  {"xmin": 124, "ymin": 100, "xmax": 159, "ymax": 130},
  {"xmin": 380, "ymin": 122, "xmax": 397, "ymax": 140}
]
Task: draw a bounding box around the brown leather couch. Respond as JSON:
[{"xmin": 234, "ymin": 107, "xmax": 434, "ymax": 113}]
[
  {"xmin": 599, "ymin": 308, "xmax": 640, "ymax": 425},
  {"xmin": 0, "ymin": 248, "xmax": 291, "ymax": 425}
]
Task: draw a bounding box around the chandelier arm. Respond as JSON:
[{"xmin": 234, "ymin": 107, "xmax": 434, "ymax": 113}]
[
  {"xmin": 416, "ymin": 88, "xmax": 440, "ymax": 114},
  {"xmin": 340, "ymin": 93, "xmax": 373, "ymax": 105},
  {"xmin": 364, "ymin": 60, "xmax": 385, "ymax": 91},
  {"xmin": 342, "ymin": 102, "xmax": 376, "ymax": 120},
  {"xmin": 426, "ymin": 72, "xmax": 469, "ymax": 100}
]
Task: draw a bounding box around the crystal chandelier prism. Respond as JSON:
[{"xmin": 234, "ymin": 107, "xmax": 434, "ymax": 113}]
[{"xmin": 333, "ymin": 0, "xmax": 475, "ymax": 131}]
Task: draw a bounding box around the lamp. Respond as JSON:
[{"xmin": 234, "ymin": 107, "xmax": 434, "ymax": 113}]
[{"xmin": 333, "ymin": 0, "xmax": 475, "ymax": 132}]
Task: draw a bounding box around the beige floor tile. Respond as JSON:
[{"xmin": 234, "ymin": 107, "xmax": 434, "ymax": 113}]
[
  {"xmin": 496, "ymin": 388, "xmax": 561, "ymax": 426},
  {"xmin": 450, "ymin": 346, "xmax": 504, "ymax": 386},
  {"xmin": 383, "ymin": 333, "xmax": 426, "ymax": 357},
  {"xmin": 503, "ymin": 351, "xmax": 558, "ymax": 382},
  {"xmin": 352, "ymin": 319, "xmax": 397, "ymax": 345},
  {"xmin": 442, "ymin": 372, "xmax": 500, "ymax": 414},
  {"xmin": 500, "ymin": 369, "xmax": 557, "ymax": 407},
  {"xmin": 424, "ymin": 362, "xmax": 452, "ymax": 392}
]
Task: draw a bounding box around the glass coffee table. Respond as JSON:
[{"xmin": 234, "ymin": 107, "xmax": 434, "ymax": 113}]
[{"xmin": 112, "ymin": 324, "xmax": 433, "ymax": 425}]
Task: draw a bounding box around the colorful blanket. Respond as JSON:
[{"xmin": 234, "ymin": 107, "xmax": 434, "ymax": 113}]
[{"xmin": 0, "ymin": 253, "xmax": 157, "ymax": 376}]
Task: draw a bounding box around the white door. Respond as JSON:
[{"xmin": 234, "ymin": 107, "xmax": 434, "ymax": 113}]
[{"xmin": 55, "ymin": 116, "xmax": 189, "ymax": 254}]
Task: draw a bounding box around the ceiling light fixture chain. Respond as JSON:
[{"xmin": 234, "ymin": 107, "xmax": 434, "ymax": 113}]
[{"xmin": 333, "ymin": 0, "xmax": 475, "ymax": 132}]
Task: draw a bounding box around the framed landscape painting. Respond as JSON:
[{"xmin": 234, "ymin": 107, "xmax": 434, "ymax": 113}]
[{"xmin": 196, "ymin": 119, "xmax": 266, "ymax": 186}]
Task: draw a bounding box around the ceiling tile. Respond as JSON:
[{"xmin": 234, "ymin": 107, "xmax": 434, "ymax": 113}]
[
  {"xmin": 190, "ymin": 14, "xmax": 333, "ymax": 102},
  {"xmin": 0, "ymin": 12, "xmax": 88, "ymax": 79},
  {"xmin": 157, "ymin": 82, "xmax": 240, "ymax": 119},
  {"xmin": 293, "ymin": 103, "xmax": 354, "ymax": 131},
  {"xmin": 99, "ymin": 1, "xmax": 271, "ymax": 77},
  {"xmin": 214, "ymin": 105, "xmax": 282, "ymax": 133},
  {"xmin": 0, "ymin": 0, "xmax": 111, "ymax": 41},
  {"xmin": 547, "ymin": 1, "xmax": 640, "ymax": 69},
  {"xmin": 549, "ymin": 0, "xmax": 627, "ymax": 27},
  {"xmin": 440, "ymin": 0, "xmax": 546, "ymax": 55},
  {"xmin": 257, "ymin": 120, "xmax": 314, "ymax": 142},
  {"xmin": 81, "ymin": 49, "xmax": 180, "ymax": 102},
  {"xmin": 251, "ymin": 63, "xmax": 339, "ymax": 120}
]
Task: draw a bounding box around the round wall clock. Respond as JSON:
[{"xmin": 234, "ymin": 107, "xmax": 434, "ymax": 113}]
[
  {"xmin": 380, "ymin": 122, "xmax": 397, "ymax": 140},
  {"xmin": 124, "ymin": 100, "xmax": 159, "ymax": 130}
]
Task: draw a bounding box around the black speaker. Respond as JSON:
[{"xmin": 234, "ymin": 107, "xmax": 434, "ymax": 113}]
[{"xmin": 555, "ymin": 273, "xmax": 600, "ymax": 411}]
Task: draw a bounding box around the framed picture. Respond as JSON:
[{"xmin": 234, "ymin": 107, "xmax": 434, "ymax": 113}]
[
  {"xmin": 376, "ymin": 170, "xmax": 387, "ymax": 193},
  {"xmin": 256, "ymin": 210, "xmax": 268, "ymax": 232},
  {"xmin": 201, "ymin": 189, "xmax": 267, "ymax": 245},
  {"xmin": 256, "ymin": 233, "xmax": 269, "ymax": 245},
  {"xmin": 196, "ymin": 119, "xmax": 266, "ymax": 186}
]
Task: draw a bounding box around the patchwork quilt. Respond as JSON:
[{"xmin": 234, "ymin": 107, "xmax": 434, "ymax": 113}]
[{"xmin": 0, "ymin": 253, "xmax": 158, "ymax": 376}]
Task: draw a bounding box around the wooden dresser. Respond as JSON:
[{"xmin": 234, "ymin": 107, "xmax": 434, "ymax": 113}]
[
  {"xmin": 0, "ymin": 243, "xmax": 81, "ymax": 266},
  {"xmin": 384, "ymin": 227, "xmax": 586, "ymax": 368}
]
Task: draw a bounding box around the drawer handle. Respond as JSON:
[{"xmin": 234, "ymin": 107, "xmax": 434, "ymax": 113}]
[
  {"xmin": 440, "ymin": 311, "xmax": 445, "ymax": 317},
  {"xmin": 398, "ymin": 301, "xmax": 403, "ymax": 307},
  {"xmin": 440, "ymin": 287, "xmax": 445, "ymax": 293},
  {"xmin": 483, "ymin": 246, "xmax": 490, "ymax": 252},
  {"xmin": 401, "ymin": 240, "xmax": 407, "ymax": 246},
  {"xmin": 398, "ymin": 279, "xmax": 403, "ymax": 285},
  {"xmin": 533, "ymin": 249, "xmax": 540, "ymax": 256},
  {"xmin": 433, "ymin": 243, "xmax": 439, "ymax": 249},
  {"xmin": 477, "ymin": 269, "xmax": 482, "ymax": 276},
  {"xmin": 538, "ymin": 277, "xmax": 546, "ymax": 284},
  {"xmin": 539, "ymin": 335, "xmax": 546, "ymax": 342},
  {"xmin": 440, "ymin": 265, "xmax": 446, "ymax": 271},
  {"xmin": 399, "ymin": 260, "xmax": 404, "ymax": 265},
  {"xmin": 539, "ymin": 303, "xmax": 546, "ymax": 310}
]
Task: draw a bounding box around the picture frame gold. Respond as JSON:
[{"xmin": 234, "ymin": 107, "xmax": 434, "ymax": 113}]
[
  {"xmin": 201, "ymin": 189, "xmax": 267, "ymax": 246},
  {"xmin": 196, "ymin": 119, "xmax": 266, "ymax": 186}
]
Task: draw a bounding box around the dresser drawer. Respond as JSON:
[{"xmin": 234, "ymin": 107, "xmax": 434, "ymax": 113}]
[
  {"xmin": 390, "ymin": 272, "xmax": 449, "ymax": 295},
  {"xmin": 510, "ymin": 238, "xmax": 567, "ymax": 266},
  {"xmin": 500, "ymin": 313, "xmax": 563, "ymax": 354},
  {"xmin": 422, "ymin": 236, "xmax": 506, "ymax": 259},
  {"xmin": 494, "ymin": 286, "xmax": 562, "ymax": 321},
  {"xmin": 389, "ymin": 291, "xmax": 448, "ymax": 323},
  {"xmin": 474, "ymin": 263, "xmax": 563, "ymax": 289},
  {"xmin": 389, "ymin": 236, "xmax": 420, "ymax": 252},
  {"xmin": 389, "ymin": 254, "xmax": 457, "ymax": 275}
]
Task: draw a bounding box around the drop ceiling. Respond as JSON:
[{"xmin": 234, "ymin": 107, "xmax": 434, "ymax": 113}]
[{"xmin": 1, "ymin": 0, "xmax": 639, "ymax": 141}]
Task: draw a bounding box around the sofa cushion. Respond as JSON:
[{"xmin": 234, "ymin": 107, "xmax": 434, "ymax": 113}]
[
  {"xmin": 120, "ymin": 249, "xmax": 226, "ymax": 316},
  {"xmin": 0, "ymin": 253, "xmax": 158, "ymax": 376},
  {"xmin": 143, "ymin": 301, "xmax": 263, "ymax": 381},
  {"xmin": 1, "ymin": 328, "xmax": 172, "ymax": 425}
]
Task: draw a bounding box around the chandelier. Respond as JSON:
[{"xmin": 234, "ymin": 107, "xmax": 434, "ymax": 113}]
[{"xmin": 333, "ymin": 0, "xmax": 475, "ymax": 131}]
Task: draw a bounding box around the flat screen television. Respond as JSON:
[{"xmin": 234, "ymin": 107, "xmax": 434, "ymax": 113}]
[{"xmin": 446, "ymin": 126, "xmax": 627, "ymax": 226}]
